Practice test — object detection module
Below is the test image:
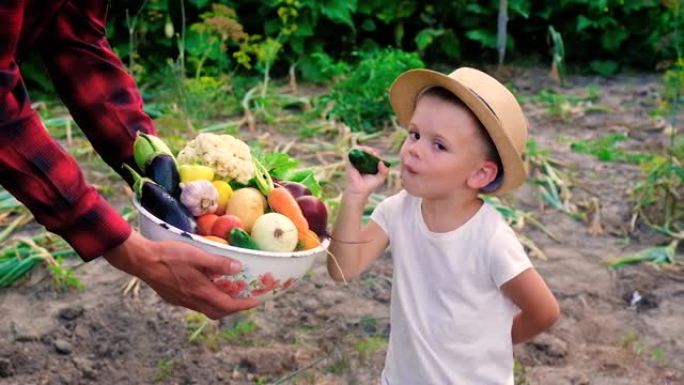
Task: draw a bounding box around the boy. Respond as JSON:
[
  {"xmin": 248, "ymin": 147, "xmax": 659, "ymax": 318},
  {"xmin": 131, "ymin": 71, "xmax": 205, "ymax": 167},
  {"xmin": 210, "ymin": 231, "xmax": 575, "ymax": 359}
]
[{"xmin": 328, "ymin": 67, "xmax": 560, "ymax": 384}]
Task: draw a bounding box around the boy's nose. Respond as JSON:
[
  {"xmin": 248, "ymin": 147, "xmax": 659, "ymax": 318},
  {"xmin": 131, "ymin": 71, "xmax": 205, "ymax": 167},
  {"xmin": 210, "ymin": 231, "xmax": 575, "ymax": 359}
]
[{"xmin": 407, "ymin": 141, "xmax": 422, "ymax": 159}]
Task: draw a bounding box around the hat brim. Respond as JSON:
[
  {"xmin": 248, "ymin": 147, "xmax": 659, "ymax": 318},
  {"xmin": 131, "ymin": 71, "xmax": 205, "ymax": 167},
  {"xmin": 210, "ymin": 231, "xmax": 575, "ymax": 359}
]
[{"xmin": 389, "ymin": 69, "xmax": 526, "ymax": 195}]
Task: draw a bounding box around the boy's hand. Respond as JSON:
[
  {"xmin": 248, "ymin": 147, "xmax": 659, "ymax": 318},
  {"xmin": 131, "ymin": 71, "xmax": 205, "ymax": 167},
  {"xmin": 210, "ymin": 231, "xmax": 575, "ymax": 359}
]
[{"xmin": 344, "ymin": 146, "xmax": 390, "ymax": 201}]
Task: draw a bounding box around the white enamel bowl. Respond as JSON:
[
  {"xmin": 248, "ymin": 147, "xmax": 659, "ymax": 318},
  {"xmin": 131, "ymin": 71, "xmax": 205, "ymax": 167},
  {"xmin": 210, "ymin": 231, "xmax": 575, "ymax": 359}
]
[{"xmin": 132, "ymin": 199, "xmax": 328, "ymax": 300}]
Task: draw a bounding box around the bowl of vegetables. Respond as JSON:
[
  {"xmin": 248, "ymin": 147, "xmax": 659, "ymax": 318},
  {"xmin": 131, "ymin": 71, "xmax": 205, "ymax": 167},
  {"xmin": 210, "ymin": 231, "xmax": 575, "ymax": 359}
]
[
  {"xmin": 129, "ymin": 133, "xmax": 330, "ymax": 300},
  {"xmin": 132, "ymin": 198, "xmax": 329, "ymax": 299}
]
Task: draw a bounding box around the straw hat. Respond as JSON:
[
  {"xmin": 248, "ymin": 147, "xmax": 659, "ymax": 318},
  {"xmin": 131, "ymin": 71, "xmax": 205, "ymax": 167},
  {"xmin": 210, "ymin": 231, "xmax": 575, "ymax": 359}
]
[{"xmin": 389, "ymin": 67, "xmax": 528, "ymax": 195}]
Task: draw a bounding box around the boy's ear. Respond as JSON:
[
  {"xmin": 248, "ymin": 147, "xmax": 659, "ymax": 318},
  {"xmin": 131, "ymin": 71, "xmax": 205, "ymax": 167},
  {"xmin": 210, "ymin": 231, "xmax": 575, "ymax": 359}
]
[{"xmin": 467, "ymin": 160, "xmax": 498, "ymax": 189}]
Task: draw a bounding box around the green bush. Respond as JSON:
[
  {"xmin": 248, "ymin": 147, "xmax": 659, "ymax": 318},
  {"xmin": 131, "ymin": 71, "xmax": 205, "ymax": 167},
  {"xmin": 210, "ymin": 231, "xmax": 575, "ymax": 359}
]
[{"xmin": 319, "ymin": 48, "xmax": 424, "ymax": 133}]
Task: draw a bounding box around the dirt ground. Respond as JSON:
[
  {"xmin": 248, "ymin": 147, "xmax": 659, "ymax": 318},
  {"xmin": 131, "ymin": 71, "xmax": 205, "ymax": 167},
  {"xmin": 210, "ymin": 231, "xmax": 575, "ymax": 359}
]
[{"xmin": 1, "ymin": 67, "xmax": 683, "ymax": 385}]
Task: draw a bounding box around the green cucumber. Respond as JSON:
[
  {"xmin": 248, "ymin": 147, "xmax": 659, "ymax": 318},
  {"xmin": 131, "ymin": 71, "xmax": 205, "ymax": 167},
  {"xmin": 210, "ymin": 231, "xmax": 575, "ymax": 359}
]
[
  {"xmin": 229, "ymin": 228, "xmax": 259, "ymax": 250},
  {"xmin": 348, "ymin": 148, "xmax": 390, "ymax": 175}
]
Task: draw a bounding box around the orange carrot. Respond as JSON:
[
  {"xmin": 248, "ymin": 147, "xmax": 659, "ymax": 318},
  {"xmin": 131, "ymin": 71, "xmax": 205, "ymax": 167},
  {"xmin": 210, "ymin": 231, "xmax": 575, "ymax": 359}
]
[
  {"xmin": 202, "ymin": 235, "xmax": 228, "ymax": 244},
  {"xmin": 299, "ymin": 229, "xmax": 321, "ymax": 250},
  {"xmin": 267, "ymin": 186, "xmax": 309, "ymax": 235}
]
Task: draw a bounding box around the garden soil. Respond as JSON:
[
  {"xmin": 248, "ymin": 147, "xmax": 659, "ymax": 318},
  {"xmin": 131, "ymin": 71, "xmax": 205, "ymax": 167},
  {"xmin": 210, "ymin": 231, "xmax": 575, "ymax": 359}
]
[{"xmin": 1, "ymin": 68, "xmax": 683, "ymax": 385}]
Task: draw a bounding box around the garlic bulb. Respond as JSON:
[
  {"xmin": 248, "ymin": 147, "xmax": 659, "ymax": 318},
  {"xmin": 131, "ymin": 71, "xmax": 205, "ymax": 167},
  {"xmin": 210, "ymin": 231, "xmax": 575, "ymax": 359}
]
[{"xmin": 180, "ymin": 180, "xmax": 219, "ymax": 216}]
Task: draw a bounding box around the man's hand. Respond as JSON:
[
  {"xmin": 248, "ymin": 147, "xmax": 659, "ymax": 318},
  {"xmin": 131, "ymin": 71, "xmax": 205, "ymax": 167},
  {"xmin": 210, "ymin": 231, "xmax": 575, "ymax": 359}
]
[{"xmin": 104, "ymin": 231, "xmax": 259, "ymax": 319}]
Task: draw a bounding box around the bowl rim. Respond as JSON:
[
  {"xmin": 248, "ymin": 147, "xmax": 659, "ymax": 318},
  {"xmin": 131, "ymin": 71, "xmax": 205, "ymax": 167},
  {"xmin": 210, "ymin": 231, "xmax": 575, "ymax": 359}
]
[{"xmin": 132, "ymin": 197, "xmax": 328, "ymax": 259}]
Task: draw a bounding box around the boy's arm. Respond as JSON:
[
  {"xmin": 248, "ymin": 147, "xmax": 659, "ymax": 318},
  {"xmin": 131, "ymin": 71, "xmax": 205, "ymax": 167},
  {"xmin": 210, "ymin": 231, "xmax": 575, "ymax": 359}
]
[
  {"xmin": 328, "ymin": 151, "xmax": 390, "ymax": 282},
  {"xmin": 327, "ymin": 193, "xmax": 389, "ymax": 281},
  {"xmin": 501, "ymin": 268, "xmax": 560, "ymax": 344}
]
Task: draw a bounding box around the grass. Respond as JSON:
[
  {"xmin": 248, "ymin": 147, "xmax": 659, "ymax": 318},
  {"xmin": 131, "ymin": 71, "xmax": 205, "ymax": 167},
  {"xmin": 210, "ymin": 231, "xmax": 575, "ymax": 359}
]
[
  {"xmin": 153, "ymin": 358, "xmax": 174, "ymax": 383},
  {"xmin": 620, "ymin": 329, "xmax": 667, "ymax": 364},
  {"xmin": 353, "ymin": 336, "xmax": 386, "ymax": 362},
  {"xmin": 185, "ymin": 312, "xmax": 259, "ymax": 349}
]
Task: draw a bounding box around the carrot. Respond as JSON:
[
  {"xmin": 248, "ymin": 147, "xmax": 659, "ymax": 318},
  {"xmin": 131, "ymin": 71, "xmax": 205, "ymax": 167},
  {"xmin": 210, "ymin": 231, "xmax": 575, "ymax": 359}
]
[
  {"xmin": 299, "ymin": 229, "xmax": 321, "ymax": 250},
  {"xmin": 202, "ymin": 235, "xmax": 228, "ymax": 244},
  {"xmin": 267, "ymin": 186, "xmax": 310, "ymax": 236}
]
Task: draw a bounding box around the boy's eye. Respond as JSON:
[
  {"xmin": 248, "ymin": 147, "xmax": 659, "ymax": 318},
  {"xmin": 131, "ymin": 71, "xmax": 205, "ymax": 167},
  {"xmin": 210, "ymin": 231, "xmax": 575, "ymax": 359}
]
[
  {"xmin": 409, "ymin": 131, "xmax": 420, "ymax": 140},
  {"xmin": 434, "ymin": 142, "xmax": 447, "ymax": 151}
]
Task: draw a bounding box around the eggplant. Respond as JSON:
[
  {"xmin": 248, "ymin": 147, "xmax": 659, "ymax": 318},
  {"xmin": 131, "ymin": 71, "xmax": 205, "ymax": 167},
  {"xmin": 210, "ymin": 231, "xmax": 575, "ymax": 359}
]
[
  {"xmin": 133, "ymin": 133, "xmax": 180, "ymax": 197},
  {"xmin": 146, "ymin": 154, "xmax": 181, "ymax": 198},
  {"xmin": 133, "ymin": 132, "xmax": 174, "ymax": 170},
  {"xmin": 124, "ymin": 164, "xmax": 197, "ymax": 233}
]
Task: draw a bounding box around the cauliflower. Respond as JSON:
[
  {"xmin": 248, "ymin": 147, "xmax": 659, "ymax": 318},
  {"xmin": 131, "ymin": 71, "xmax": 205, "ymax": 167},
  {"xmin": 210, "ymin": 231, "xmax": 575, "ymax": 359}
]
[{"xmin": 176, "ymin": 133, "xmax": 254, "ymax": 184}]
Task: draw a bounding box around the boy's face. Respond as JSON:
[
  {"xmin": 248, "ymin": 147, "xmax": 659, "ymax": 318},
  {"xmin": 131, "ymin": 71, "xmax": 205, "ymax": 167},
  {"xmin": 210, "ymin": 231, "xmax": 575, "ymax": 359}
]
[{"xmin": 399, "ymin": 94, "xmax": 491, "ymax": 199}]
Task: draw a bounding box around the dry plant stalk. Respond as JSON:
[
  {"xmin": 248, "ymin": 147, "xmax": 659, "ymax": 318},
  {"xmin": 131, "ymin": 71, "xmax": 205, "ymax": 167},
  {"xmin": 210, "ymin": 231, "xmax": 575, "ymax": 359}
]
[{"xmin": 325, "ymin": 248, "xmax": 348, "ymax": 285}]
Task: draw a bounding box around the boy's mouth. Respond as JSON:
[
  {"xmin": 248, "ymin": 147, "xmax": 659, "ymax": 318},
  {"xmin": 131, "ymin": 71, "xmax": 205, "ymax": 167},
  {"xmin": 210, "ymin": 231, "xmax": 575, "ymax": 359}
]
[{"xmin": 402, "ymin": 164, "xmax": 418, "ymax": 175}]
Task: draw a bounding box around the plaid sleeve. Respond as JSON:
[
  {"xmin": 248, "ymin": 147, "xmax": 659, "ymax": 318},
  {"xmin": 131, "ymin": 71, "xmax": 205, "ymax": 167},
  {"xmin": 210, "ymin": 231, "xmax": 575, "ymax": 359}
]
[
  {"xmin": 38, "ymin": 0, "xmax": 157, "ymax": 183},
  {"xmin": 0, "ymin": 0, "xmax": 146, "ymax": 261},
  {"xmin": 0, "ymin": 116, "xmax": 132, "ymax": 261},
  {"xmin": 0, "ymin": 1, "xmax": 30, "ymax": 123}
]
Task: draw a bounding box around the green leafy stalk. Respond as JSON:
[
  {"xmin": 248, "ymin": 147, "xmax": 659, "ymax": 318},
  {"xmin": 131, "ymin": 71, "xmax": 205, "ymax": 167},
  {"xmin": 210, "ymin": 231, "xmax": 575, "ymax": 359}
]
[
  {"xmin": 252, "ymin": 157, "xmax": 274, "ymax": 196},
  {"xmin": 604, "ymin": 240, "xmax": 679, "ymax": 270}
]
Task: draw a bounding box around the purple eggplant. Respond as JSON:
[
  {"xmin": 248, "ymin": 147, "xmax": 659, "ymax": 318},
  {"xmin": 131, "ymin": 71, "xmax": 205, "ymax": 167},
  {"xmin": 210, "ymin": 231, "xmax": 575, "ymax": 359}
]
[
  {"xmin": 146, "ymin": 154, "xmax": 180, "ymax": 198},
  {"xmin": 133, "ymin": 133, "xmax": 180, "ymax": 197},
  {"xmin": 124, "ymin": 164, "xmax": 197, "ymax": 233}
]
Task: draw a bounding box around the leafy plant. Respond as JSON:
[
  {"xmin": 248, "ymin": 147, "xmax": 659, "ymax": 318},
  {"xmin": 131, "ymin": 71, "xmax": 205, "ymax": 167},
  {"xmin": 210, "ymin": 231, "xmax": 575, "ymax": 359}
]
[
  {"xmin": 528, "ymin": 0, "xmax": 682, "ymax": 71},
  {"xmin": 48, "ymin": 257, "xmax": 83, "ymax": 290},
  {"xmin": 548, "ymin": 25, "xmax": 566, "ymax": 85},
  {"xmin": 0, "ymin": 234, "xmax": 78, "ymax": 288},
  {"xmin": 235, "ymin": 36, "xmax": 283, "ymax": 96},
  {"xmin": 186, "ymin": 312, "xmax": 215, "ymax": 345},
  {"xmin": 589, "ymin": 60, "xmax": 620, "ymax": 76},
  {"xmin": 353, "ymin": 336, "xmax": 386, "ymax": 361},
  {"xmin": 297, "ymin": 48, "xmax": 350, "ymax": 84},
  {"xmin": 255, "ymin": 151, "xmax": 323, "ymax": 198},
  {"xmin": 186, "ymin": 4, "xmax": 247, "ymax": 78},
  {"xmin": 153, "ymin": 358, "xmax": 174, "ymax": 383},
  {"xmin": 631, "ymin": 153, "xmax": 684, "ymax": 229},
  {"xmin": 570, "ymin": 133, "xmax": 653, "ymax": 164},
  {"xmin": 631, "ymin": 59, "xmax": 684, "ymax": 230},
  {"xmin": 222, "ymin": 320, "xmax": 258, "ymax": 342},
  {"xmin": 319, "ymin": 48, "xmax": 424, "ymax": 133},
  {"xmin": 525, "ymin": 87, "xmax": 601, "ymax": 121}
]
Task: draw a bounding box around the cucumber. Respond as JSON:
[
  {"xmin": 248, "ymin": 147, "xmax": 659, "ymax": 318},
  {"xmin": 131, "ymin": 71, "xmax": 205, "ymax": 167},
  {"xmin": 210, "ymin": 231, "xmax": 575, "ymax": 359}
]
[
  {"xmin": 229, "ymin": 228, "xmax": 259, "ymax": 250},
  {"xmin": 348, "ymin": 148, "xmax": 390, "ymax": 175}
]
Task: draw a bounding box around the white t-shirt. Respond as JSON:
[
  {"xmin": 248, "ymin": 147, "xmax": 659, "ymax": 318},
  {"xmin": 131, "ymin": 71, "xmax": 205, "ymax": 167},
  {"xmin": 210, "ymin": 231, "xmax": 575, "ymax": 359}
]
[{"xmin": 371, "ymin": 190, "xmax": 532, "ymax": 385}]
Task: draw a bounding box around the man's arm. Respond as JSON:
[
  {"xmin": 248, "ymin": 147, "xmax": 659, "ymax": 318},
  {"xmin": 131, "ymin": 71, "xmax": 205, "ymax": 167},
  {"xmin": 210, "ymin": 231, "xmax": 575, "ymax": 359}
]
[
  {"xmin": 0, "ymin": 1, "xmax": 134, "ymax": 260},
  {"xmin": 36, "ymin": 0, "xmax": 156, "ymax": 183},
  {"xmin": 0, "ymin": 2, "xmax": 259, "ymax": 318}
]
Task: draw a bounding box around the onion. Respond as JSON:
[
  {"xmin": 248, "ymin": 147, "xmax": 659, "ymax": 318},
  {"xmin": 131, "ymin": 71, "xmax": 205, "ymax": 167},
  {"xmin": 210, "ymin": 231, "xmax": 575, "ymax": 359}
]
[
  {"xmin": 250, "ymin": 213, "xmax": 298, "ymax": 252},
  {"xmin": 296, "ymin": 195, "xmax": 328, "ymax": 237},
  {"xmin": 280, "ymin": 181, "xmax": 311, "ymax": 199}
]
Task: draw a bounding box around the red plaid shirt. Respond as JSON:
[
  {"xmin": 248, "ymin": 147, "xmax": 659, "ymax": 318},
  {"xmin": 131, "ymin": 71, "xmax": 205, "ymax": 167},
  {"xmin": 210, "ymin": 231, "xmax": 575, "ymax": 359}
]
[{"xmin": 0, "ymin": 0, "xmax": 156, "ymax": 260}]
